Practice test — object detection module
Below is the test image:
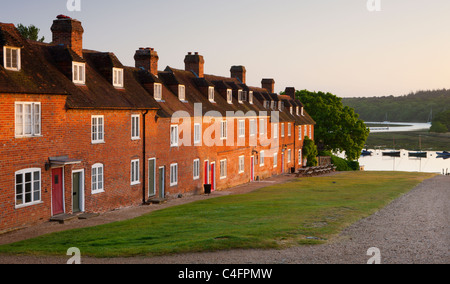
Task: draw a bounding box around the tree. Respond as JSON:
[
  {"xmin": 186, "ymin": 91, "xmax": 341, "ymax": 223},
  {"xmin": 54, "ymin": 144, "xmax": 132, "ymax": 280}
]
[
  {"xmin": 17, "ymin": 24, "xmax": 45, "ymax": 42},
  {"xmin": 297, "ymin": 90, "xmax": 370, "ymax": 161},
  {"xmin": 303, "ymin": 136, "xmax": 318, "ymax": 167}
]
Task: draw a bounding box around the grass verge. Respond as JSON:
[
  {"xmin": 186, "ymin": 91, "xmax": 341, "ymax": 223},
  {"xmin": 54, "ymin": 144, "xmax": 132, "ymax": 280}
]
[{"xmin": 0, "ymin": 171, "xmax": 435, "ymax": 258}]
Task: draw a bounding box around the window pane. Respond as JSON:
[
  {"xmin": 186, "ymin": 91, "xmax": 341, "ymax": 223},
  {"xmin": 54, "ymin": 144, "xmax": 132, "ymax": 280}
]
[{"xmin": 11, "ymin": 49, "xmax": 18, "ymax": 69}]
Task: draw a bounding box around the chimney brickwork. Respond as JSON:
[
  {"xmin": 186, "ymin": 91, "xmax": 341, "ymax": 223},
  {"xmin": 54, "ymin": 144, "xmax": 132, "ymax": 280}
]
[
  {"xmin": 134, "ymin": 47, "xmax": 159, "ymax": 76},
  {"xmin": 184, "ymin": 52, "xmax": 205, "ymax": 78},
  {"xmin": 51, "ymin": 15, "xmax": 84, "ymax": 57}
]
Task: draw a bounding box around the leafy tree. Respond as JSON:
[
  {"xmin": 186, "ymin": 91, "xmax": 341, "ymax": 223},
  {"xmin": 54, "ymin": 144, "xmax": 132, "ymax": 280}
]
[
  {"xmin": 303, "ymin": 136, "xmax": 318, "ymax": 167},
  {"xmin": 429, "ymin": 122, "xmax": 447, "ymax": 133},
  {"xmin": 17, "ymin": 24, "xmax": 45, "ymax": 42},
  {"xmin": 297, "ymin": 90, "xmax": 370, "ymax": 161}
]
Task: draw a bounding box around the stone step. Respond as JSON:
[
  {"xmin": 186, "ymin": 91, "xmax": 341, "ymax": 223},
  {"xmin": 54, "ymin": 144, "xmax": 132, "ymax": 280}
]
[
  {"xmin": 50, "ymin": 213, "xmax": 79, "ymax": 224},
  {"xmin": 147, "ymin": 198, "xmax": 168, "ymax": 205}
]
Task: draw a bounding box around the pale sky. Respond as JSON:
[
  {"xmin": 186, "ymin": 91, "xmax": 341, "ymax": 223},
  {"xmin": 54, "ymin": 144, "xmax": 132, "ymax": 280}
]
[{"xmin": 1, "ymin": 0, "xmax": 450, "ymax": 97}]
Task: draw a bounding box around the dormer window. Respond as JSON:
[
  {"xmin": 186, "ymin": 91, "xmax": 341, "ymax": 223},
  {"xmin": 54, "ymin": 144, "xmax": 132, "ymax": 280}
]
[
  {"xmin": 178, "ymin": 85, "xmax": 186, "ymax": 101},
  {"xmin": 301, "ymin": 107, "xmax": 304, "ymax": 116},
  {"xmin": 278, "ymin": 101, "xmax": 283, "ymax": 111},
  {"xmin": 290, "ymin": 106, "xmax": 293, "ymax": 115},
  {"xmin": 249, "ymin": 91, "xmax": 254, "ymax": 104},
  {"xmin": 238, "ymin": 90, "xmax": 244, "ymax": 103},
  {"xmin": 227, "ymin": 89, "xmax": 232, "ymax": 104},
  {"xmin": 270, "ymin": 101, "xmax": 275, "ymax": 109},
  {"xmin": 264, "ymin": 101, "xmax": 270, "ymax": 109},
  {"xmin": 4, "ymin": 47, "xmax": 21, "ymax": 71},
  {"xmin": 154, "ymin": 83, "xmax": 162, "ymax": 101},
  {"xmin": 113, "ymin": 68, "xmax": 124, "ymax": 88},
  {"xmin": 208, "ymin": 87, "xmax": 215, "ymax": 102},
  {"xmin": 296, "ymin": 106, "xmax": 299, "ymax": 116},
  {"xmin": 72, "ymin": 62, "xmax": 85, "ymax": 85}
]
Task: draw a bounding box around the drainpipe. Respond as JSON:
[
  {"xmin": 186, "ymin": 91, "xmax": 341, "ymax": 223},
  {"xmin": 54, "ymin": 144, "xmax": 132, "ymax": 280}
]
[{"xmin": 142, "ymin": 110, "xmax": 149, "ymax": 204}]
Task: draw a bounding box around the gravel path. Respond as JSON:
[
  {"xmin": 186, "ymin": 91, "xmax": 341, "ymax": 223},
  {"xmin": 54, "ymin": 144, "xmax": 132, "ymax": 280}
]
[{"xmin": 0, "ymin": 174, "xmax": 448, "ymax": 264}]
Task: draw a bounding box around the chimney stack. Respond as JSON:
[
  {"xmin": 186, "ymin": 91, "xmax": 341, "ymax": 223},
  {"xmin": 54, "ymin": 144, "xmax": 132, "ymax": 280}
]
[
  {"xmin": 230, "ymin": 66, "xmax": 246, "ymax": 84},
  {"xmin": 134, "ymin": 47, "xmax": 159, "ymax": 76},
  {"xmin": 285, "ymin": 87, "xmax": 296, "ymax": 100},
  {"xmin": 184, "ymin": 52, "xmax": 205, "ymax": 78},
  {"xmin": 51, "ymin": 15, "xmax": 84, "ymax": 57},
  {"xmin": 262, "ymin": 79, "xmax": 275, "ymax": 94}
]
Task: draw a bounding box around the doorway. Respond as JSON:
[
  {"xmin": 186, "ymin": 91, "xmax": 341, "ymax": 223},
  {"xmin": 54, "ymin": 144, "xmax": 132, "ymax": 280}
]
[
  {"xmin": 158, "ymin": 166, "xmax": 165, "ymax": 199},
  {"xmin": 149, "ymin": 158, "xmax": 156, "ymax": 197},
  {"xmin": 72, "ymin": 170, "xmax": 84, "ymax": 213},
  {"xmin": 210, "ymin": 162, "xmax": 216, "ymax": 191},
  {"xmin": 52, "ymin": 168, "xmax": 64, "ymax": 216}
]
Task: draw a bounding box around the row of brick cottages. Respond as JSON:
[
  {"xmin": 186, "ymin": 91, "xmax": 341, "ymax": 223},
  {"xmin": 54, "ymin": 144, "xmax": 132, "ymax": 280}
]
[{"xmin": 0, "ymin": 16, "xmax": 315, "ymax": 232}]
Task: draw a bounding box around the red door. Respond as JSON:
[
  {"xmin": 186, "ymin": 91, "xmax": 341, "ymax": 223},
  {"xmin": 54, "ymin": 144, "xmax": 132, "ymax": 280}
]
[
  {"xmin": 52, "ymin": 168, "xmax": 64, "ymax": 215},
  {"xmin": 250, "ymin": 156, "xmax": 254, "ymax": 182},
  {"xmin": 210, "ymin": 163, "xmax": 215, "ymax": 191},
  {"xmin": 204, "ymin": 161, "xmax": 209, "ymax": 185}
]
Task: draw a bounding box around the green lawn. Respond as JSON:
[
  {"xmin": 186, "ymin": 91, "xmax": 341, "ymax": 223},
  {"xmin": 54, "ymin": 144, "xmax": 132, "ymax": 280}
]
[{"xmin": 0, "ymin": 172, "xmax": 435, "ymax": 258}]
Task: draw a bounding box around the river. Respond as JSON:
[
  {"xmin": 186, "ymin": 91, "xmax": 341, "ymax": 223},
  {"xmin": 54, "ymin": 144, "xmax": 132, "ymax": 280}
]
[{"xmin": 366, "ymin": 122, "xmax": 432, "ymax": 133}]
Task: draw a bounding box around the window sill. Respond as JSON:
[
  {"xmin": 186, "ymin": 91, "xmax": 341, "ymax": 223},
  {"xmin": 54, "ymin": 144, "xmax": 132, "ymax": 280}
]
[
  {"xmin": 91, "ymin": 190, "xmax": 105, "ymax": 195},
  {"xmin": 15, "ymin": 201, "xmax": 43, "ymax": 209},
  {"xmin": 131, "ymin": 181, "xmax": 141, "ymax": 186},
  {"xmin": 15, "ymin": 134, "xmax": 43, "ymax": 139},
  {"xmin": 131, "ymin": 137, "xmax": 141, "ymax": 141},
  {"xmin": 92, "ymin": 141, "xmax": 105, "ymax": 145}
]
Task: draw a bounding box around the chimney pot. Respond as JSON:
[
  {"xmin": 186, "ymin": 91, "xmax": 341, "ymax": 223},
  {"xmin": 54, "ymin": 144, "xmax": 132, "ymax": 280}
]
[
  {"xmin": 134, "ymin": 47, "xmax": 159, "ymax": 76},
  {"xmin": 184, "ymin": 52, "xmax": 205, "ymax": 78},
  {"xmin": 230, "ymin": 65, "xmax": 247, "ymax": 84},
  {"xmin": 261, "ymin": 79, "xmax": 275, "ymax": 94},
  {"xmin": 51, "ymin": 15, "xmax": 84, "ymax": 57}
]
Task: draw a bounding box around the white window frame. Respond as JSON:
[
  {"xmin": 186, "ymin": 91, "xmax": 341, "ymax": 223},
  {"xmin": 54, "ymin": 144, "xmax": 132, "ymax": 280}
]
[
  {"xmin": 91, "ymin": 115, "xmax": 105, "ymax": 144},
  {"xmin": 273, "ymin": 152, "xmax": 278, "ymax": 168},
  {"xmin": 249, "ymin": 91, "xmax": 254, "ymax": 104},
  {"xmin": 304, "ymin": 124, "xmax": 308, "ymax": 137},
  {"xmin": 238, "ymin": 120, "xmax": 245, "ymax": 138},
  {"xmin": 309, "ymin": 125, "xmax": 312, "ymax": 138},
  {"xmin": 113, "ymin": 67, "xmax": 124, "ymax": 88},
  {"xmin": 131, "ymin": 159, "xmax": 140, "ymax": 185},
  {"xmin": 4, "ymin": 46, "xmax": 21, "ymax": 71},
  {"xmin": 249, "ymin": 119, "xmax": 256, "ymax": 137},
  {"xmin": 131, "ymin": 114, "xmax": 140, "ymax": 140},
  {"xmin": 170, "ymin": 125, "xmax": 179, "ymax": 147},
  {"xmin": 154, "ymin": 83, "xmax": 162, "ymax": 101},
  {"xmin": 15, "ymin": 168, "xmax": 41, "ymax": 208},
  {"xmin": 288, "ymin": 123, "xmax": 292, "ymax": 137},
  {"xmin": 288, "ymin": 149, "xmax": 292, "ymax": 163},
  {"xmin": 299, "ymin": 126, "xmax": 303, "ymax": 141},
  {"xmin": 238, "ymin": 90, "xmax": 244, "ymax": 103},
  {"xmin": 260, "ymin": 151, "xmax": 265, "ymax": 166},
  {"xmin": 238, "ymin": 156, "xmax": 245, "ymax": 174},
  {"xmin": 220, "ymin": 159, "xmax": 227, "ymax": 179},
  {"xmin": 259, "ymin": 119, "xmax": 265, "ymax": 136},
  {"xmin": 91, "ymin": 163, "xmax": 104, "ymax": 194},
  {"xmin": 298, "ymin": 149, "xmax": 303, "ymax": 165},
  {"xmin": 273, "ymin": 123, "xmax": 278, "ymax": 139},
  {"xmin": 281, "ymin": 123, "xmax": 285, "ymax": 138},
  {"xmin": 178, "ymin": 85, "xmax": 186, "ymax": 101},
  {"xmin": 290, "ymin": 106, "xmax": 293, "ymax": 115},
  {"xmin": 271, "ymin": 101, "xmax": 275, "ymax": 110},
  {"xmin": 194, "ymin": 123, "xmax": 201, "ymax": 145},
  {"xmin": 301, "ymin": 107, "xmax": 305, "ymax": 116},
  {"xmin": 72, "ymin": 62, "xmax": 86, "ymax": 85},
  {"xmin": 221, "ymin": 120, "xmax": 227, "ymax": 140},
  {"xmin": 227, "ymin": 89, "xmax": 233, "ymax": 104},
  {"xmin": 170, "ymin": 163, "xmax": 178, "ymax": 186},
  {"xmin": 193, "ymin": 159, "xmax": 200, "ymax": 180},
  {"xmin": 208, "ymin": 86, "xmax": 215, "ymax": 102},
  {"xmin": 15, "ymin": 102, "xmax": 41, "ymax": 138}
]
